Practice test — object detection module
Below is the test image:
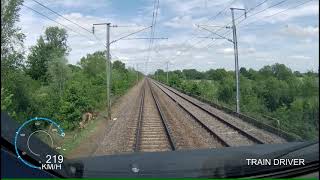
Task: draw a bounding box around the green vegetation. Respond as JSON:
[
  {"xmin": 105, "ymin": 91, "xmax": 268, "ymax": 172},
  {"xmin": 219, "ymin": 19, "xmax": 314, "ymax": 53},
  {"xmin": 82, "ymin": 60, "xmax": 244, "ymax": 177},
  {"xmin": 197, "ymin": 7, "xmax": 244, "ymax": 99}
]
[
  {"xmin": 1, "ymin": 0, "xmax": 141, "ymax": 131},
  {"xmin": 153, "ymin": 64, "xmax": 319, "ymax": 140}
]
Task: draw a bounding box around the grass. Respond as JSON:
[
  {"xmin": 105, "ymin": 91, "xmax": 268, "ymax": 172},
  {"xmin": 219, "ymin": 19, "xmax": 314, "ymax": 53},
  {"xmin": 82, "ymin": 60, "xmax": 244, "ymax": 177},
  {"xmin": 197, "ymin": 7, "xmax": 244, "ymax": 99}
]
[
  {"xmin": 53, "ymin": 110, "xmax": 107, "ymax": 156},
  {"xmin": 39, "ymin": 80, "xmax": 140, "ymax": 156}
]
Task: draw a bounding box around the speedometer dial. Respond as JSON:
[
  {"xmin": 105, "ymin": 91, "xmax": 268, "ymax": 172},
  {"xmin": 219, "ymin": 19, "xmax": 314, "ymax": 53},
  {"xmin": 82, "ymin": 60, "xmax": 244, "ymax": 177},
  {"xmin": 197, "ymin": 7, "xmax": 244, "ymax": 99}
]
[{"xmin": 14, "ymin": 117, "xmax": 65, "ymax": 170}]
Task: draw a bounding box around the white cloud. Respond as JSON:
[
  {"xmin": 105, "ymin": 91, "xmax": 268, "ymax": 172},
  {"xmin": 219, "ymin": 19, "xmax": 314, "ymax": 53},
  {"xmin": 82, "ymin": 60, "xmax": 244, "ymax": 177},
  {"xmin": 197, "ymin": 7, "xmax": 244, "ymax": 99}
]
[
  {"xmin": 43, "ymin": 0, "xmax": 110, "ymax": 9},
  {"xmin": 240, "ymin": 34, "xmax": 257, "ymax": 44},
  {"xmin": 218, "ymin": 47, "xmax": 234, "ymax": 55},
  {"xmin": 17, "ymin": 0, "xmax": 319, "ymax": 73},
  {"xmin": 18, "ymin": 8, "xmax": 150, "ymax": 65},
  {"xmin": 289, "ymin": 55, "xmax": 312, "ymax": 60},
  {"xmin": 281, "ymin": 24, "xmax": 319, "ymax": 38},
  {"xmin": 241, "ymin": 47, "xmax": 256, "ymax": 54},
  {"xmin": 262, "ymin": 2, "xmax": 319, "ymax": 23},
  {"xmin": 217, "ymin": 47, "xmax": 255, "ymax": 55}
]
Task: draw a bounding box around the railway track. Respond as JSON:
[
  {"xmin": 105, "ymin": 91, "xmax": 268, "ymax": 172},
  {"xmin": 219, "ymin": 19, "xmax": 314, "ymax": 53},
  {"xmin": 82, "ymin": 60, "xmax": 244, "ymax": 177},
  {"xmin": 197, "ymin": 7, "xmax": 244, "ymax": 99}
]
[
  {"xmin": 133, "ymin": 80, "xmax": 175, "ymax": 152},
  {"xmin": 152, "ymin": 79, "xmax": 265, "ymax": 147},
  {"xmin": 95, "ymin": 78, "xmax": 285, "ymax": 155}
]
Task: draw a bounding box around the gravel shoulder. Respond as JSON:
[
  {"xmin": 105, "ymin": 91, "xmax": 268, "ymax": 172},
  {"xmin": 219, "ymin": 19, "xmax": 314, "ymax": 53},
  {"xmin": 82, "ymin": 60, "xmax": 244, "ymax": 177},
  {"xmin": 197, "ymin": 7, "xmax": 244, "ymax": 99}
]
[
  {"xmin": 151, "ymin": 82, "xmax": 224, "ymax": 150},
  {"xmin": 67, "ymin": 80, "xmax": 144, "ymax": 159},
  {"xmin": 156, "ymin": 81, "xmax": 287, "ymax": 144}
]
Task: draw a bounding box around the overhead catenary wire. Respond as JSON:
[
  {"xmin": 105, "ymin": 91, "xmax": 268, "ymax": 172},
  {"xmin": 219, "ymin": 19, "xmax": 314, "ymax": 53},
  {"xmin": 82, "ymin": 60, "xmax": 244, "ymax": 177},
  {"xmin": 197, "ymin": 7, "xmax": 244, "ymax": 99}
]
[
  {"xmin": 239, "ymin": 0, "xmax": 315, "ymax": 29},
  {"xmin": 31, "ymin": 0, "xmax": 92, "ymax": 34},
  {"xmin": 162, "ymin": 0, "xmax": 253, "ymax": 64},
  {"xmin": 202, "ymin": 0, "xmax": 271, "ymax": 36},
  {"xmin": 32, "ymin": 0, "xmax": 153, "ymax": 49},
  {"xmin": 180, "ymin": 0, "xmax": 237, "ymax": 47},
  {"xmin": 200, "ymin": 0, "xmax": 290, "ymax": 50},
  {"xmin": 202, "ymin": 0, "xmax": 313, "ymax": 54},
  {"xmin": 110, "ymin": 26, "xmax": 152, "ymax": 44},
  {"xmin": 265, "ymin": 0, "xmax": 314, "ymax": 18},
  {"xmin": 236, "ymin": 0, "xmax": 289, "ymax": 25},
  {"xmin": 23, "ymin": 3, "xmax": 107, "ymax": 48},
  {"xmin": 33, "ymin": 0, "xmax": 143, "ymax": 48},
  {"xmin": 146, "ymin": 0, "xmax": 160, "ymax": 74},
  {"xmin": 147, "ymin": 0, "xmax": 157, "ymax": 54},
  {"xmin": 147, "ymin": 1, "xmax": 235, "ymax": 74},
  {"xmin": 156, "ymin": 0, "xmax": 271, "ymax": 69},
  {"xmin": 147, "ymin": 0, "xmax": 160, "ymax": 58},
  {"xmin": 22, "ymin": 4, "xmax": 85, "ymax": 36},
  {"xmin": 206, "ymin": 0, "xmax": 237, "ymax": 23},
  {"xmin": 154, "ymin": 0, "xmax": 258, "ymax": 73},
  {"xmin": 152, "ymin": 0, "xmax": 160, "ymax": 47}
]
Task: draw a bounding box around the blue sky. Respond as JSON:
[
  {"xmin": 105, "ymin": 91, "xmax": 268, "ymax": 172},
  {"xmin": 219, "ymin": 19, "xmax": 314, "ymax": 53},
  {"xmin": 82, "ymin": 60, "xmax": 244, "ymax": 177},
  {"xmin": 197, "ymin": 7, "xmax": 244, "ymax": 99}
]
[{"xmin": 19, "ymin": 0, "xmax": 319, "ymax": 73}]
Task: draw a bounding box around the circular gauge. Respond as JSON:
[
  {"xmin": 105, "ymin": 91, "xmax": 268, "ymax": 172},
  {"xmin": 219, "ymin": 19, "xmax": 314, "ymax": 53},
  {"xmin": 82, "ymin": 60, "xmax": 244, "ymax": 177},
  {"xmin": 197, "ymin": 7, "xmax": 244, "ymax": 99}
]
[{"xmin": 14, "ymin": 117, "xmax": 65, "ymax": 169}]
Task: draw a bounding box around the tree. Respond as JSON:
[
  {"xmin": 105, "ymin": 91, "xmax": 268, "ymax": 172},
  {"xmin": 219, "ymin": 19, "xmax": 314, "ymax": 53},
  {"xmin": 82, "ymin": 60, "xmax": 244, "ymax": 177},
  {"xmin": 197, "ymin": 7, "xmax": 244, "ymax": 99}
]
[
  {"xmin": 259, "ymin": 77, "xmax": 293, "ymax": 111},
  {"xmin": 168, "ymin": 72, "xmax": 182, "ymax": 88},
  {"xmin": 259, "ymin": 63, "xmax": 293, "ymax": 81},
  {"xmin": 171, "ymin": 70, "xmax": 184, "ymax": 79},
  {"xmin": 25, "ymin": 37, "xmax": 48, "ymax": 81},
  {"xmin": 1, "ymin": 87, "xmax": 15, "ymax": 117},
  {"xmin": 26, "ymin": 26, "xmax": 69, "ymax": 82},
  {"xmin": 1, "ymin": 0, "xmax": 25, "ymax": 83},
  {"xmin": 217, "ymin": 77, "xmax": 235, "ymax": 104},
  {"xmin": 79, "ymin": 51, "xmax": 106, "ymax": 78},
  {"xmin": 205, "ymin": 68, "xmax": 230, "ymax": 81},
  {"xmin": 113, "ymin": 60, "xmax": 126, "ymax": 71},
  {"xmin": 1, "ymin": 0, "xmax": 33, "ymax": 120},
  {"xmin": 240, "ymin": 67, "xmax": 247, "ymax": 74},
  {"xmin": 47, "ymin": 56, "xmax": 69, "ymax": 98},
  {"xmin": 271, "ymin": 63, "xmax": 293, "ymax": 81},
  {"xmin": 153, "ymin": 63, "xmax": 319, "ymax": 140},
  {"xmin": 182, "ymin": 69, "xmax": 203, "ymax": 79},
  {"xmin": 44, "ymin": 26, "xmax": 69, "ymax": 56}
]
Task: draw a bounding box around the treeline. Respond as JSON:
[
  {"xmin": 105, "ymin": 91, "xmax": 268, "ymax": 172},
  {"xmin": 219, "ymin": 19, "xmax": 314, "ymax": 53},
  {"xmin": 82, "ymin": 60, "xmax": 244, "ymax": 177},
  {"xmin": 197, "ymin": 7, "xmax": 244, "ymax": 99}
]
[
  {"xmin": 152, "ymin": 64, "xmax": 319, "ymax": 140},
  {"xmin": 1, "ymin": 0, "xmax": 140, "ymax": 130}
]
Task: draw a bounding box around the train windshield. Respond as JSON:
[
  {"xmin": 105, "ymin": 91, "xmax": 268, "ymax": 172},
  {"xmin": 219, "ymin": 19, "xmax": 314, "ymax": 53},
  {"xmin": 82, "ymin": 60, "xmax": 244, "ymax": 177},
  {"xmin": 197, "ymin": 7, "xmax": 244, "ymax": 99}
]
[{"xmin": 1, "ymin": 0, "xmax": 319, "ymax": 178}]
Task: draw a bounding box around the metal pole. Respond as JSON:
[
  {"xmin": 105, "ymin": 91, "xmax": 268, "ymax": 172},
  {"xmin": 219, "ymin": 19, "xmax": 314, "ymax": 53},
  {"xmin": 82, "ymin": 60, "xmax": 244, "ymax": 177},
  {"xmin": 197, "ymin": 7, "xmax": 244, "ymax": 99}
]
[
  {"xmin": 106, "ymin": 23, "xmax": 111, "ymax": 120},
  {"xmin": 231, "ymin": 8, "xmax": 240, "ymax": 113}
]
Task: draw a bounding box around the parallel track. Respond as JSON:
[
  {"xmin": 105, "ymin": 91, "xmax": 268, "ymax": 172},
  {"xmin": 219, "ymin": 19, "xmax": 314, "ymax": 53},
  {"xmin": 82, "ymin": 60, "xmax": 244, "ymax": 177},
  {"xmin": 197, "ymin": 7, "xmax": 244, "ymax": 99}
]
[{"xmin": 153, "ymin": 80, "xmax": 264, "ymax": 147}]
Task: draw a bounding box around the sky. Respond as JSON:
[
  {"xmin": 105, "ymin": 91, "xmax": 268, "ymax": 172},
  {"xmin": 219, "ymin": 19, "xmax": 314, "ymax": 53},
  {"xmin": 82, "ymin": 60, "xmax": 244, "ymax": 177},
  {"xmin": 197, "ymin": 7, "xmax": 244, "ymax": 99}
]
[{"xmin": 18, "ymin": 0, "xmax": 319, "ymax": 74}]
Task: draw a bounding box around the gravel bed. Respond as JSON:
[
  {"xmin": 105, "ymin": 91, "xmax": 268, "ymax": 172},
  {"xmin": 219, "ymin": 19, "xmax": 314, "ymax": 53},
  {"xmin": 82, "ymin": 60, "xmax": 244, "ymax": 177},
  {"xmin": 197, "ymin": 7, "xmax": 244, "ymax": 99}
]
[
  {"xmin": 138, "ymin": 81, "xmax": 171, "ymax": 152},
  {"xmin": 159, "ymin": 82, "xmax": 287, "ymax": 144},
  {"xmin": 151, "ymin": 81, "xmax": 225, "ymax": 149},
  {"xmin": 93, "ymin": 80, "xmax": 144, "ymax": 156},
  {"xmin": 154, "ymin": 81, "xmax": 257, "ymax": 147}
]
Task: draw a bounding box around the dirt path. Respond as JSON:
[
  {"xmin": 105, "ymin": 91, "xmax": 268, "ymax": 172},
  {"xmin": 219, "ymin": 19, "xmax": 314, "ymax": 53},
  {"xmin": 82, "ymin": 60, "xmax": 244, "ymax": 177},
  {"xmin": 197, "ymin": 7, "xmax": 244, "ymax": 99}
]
[{"xmin": 67, "ymin": 80, "xmax": 144, "ymax": 159}]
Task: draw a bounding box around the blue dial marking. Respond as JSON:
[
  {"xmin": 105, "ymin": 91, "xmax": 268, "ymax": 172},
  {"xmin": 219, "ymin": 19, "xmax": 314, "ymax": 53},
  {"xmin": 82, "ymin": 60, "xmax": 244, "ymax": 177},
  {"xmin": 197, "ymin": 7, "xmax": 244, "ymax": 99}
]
[{"xmin": 14, "ymin": 117, "xmax": 64, "ymax": 169}]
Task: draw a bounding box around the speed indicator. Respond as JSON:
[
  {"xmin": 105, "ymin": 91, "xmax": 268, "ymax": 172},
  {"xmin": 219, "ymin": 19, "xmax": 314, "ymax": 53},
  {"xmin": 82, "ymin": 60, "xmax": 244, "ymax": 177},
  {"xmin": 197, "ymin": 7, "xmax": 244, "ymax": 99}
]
[{"xmin": 14, "ymin": 117, "xmax": 65, "ymax": 170}]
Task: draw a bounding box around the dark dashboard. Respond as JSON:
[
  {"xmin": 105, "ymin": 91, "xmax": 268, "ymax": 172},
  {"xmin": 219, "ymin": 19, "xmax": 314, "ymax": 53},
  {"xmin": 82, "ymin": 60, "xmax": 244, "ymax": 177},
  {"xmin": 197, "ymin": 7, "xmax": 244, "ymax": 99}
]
[{"xmin": 1, "ymin": 112, "xmax": 319, "ymax": 178}]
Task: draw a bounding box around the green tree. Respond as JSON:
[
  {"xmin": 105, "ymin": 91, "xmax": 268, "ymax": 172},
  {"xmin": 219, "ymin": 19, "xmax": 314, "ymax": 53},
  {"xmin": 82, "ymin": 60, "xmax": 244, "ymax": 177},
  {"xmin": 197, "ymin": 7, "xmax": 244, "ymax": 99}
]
[
  {"xmin": 152, "ymin": 63, "xmax": 319, "ymax": 140},
  {"xmin": 1, "ymin": 0, "xmax": 35, "ymax": 121},
  {"xmin": 79, "ymin": 51, "xmax": 106, "ymax": 77},
  {"xmin": 26, "ymin": 27, "xmax": 69, "ymax": 81},
  {"xmin": 1, "ymin": 0, "xmax": 25, "ymax": 83},
  {"xmin": 47, "ymin": 56, "xmax": 69, "ymax": 98},
  {"xmin": 205, "ymin": 68, "xmax": 229, "ymax": 81},
  {"xmin": 182, "ymin": 69, "xmax": 203, "ymax": 79},
  {"xmin": 217, "ymin": 77, "xmax": 235, "ymax": 104},
  {"xmin": 113, "ymin": 60, "xmax": 126, "ymax": 72}
]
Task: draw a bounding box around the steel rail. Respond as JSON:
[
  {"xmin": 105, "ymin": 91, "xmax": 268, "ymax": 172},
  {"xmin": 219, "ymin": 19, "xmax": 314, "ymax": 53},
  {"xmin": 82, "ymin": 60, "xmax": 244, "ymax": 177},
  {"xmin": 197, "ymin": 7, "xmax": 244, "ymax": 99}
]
[
  {"xmin": 152, "ymin": 81, "xmax": 231, "ymax": 147},
  {"xmin": 147, "ymin": 79, "xmax": 176, "ymax": 151},
  {"xmin": 154, "ymin": 81, "xmax": 264, "ymax": 144},
  {"xmin": 134, "ymin": 81, "xmax": 146, "ymax": 152}
]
